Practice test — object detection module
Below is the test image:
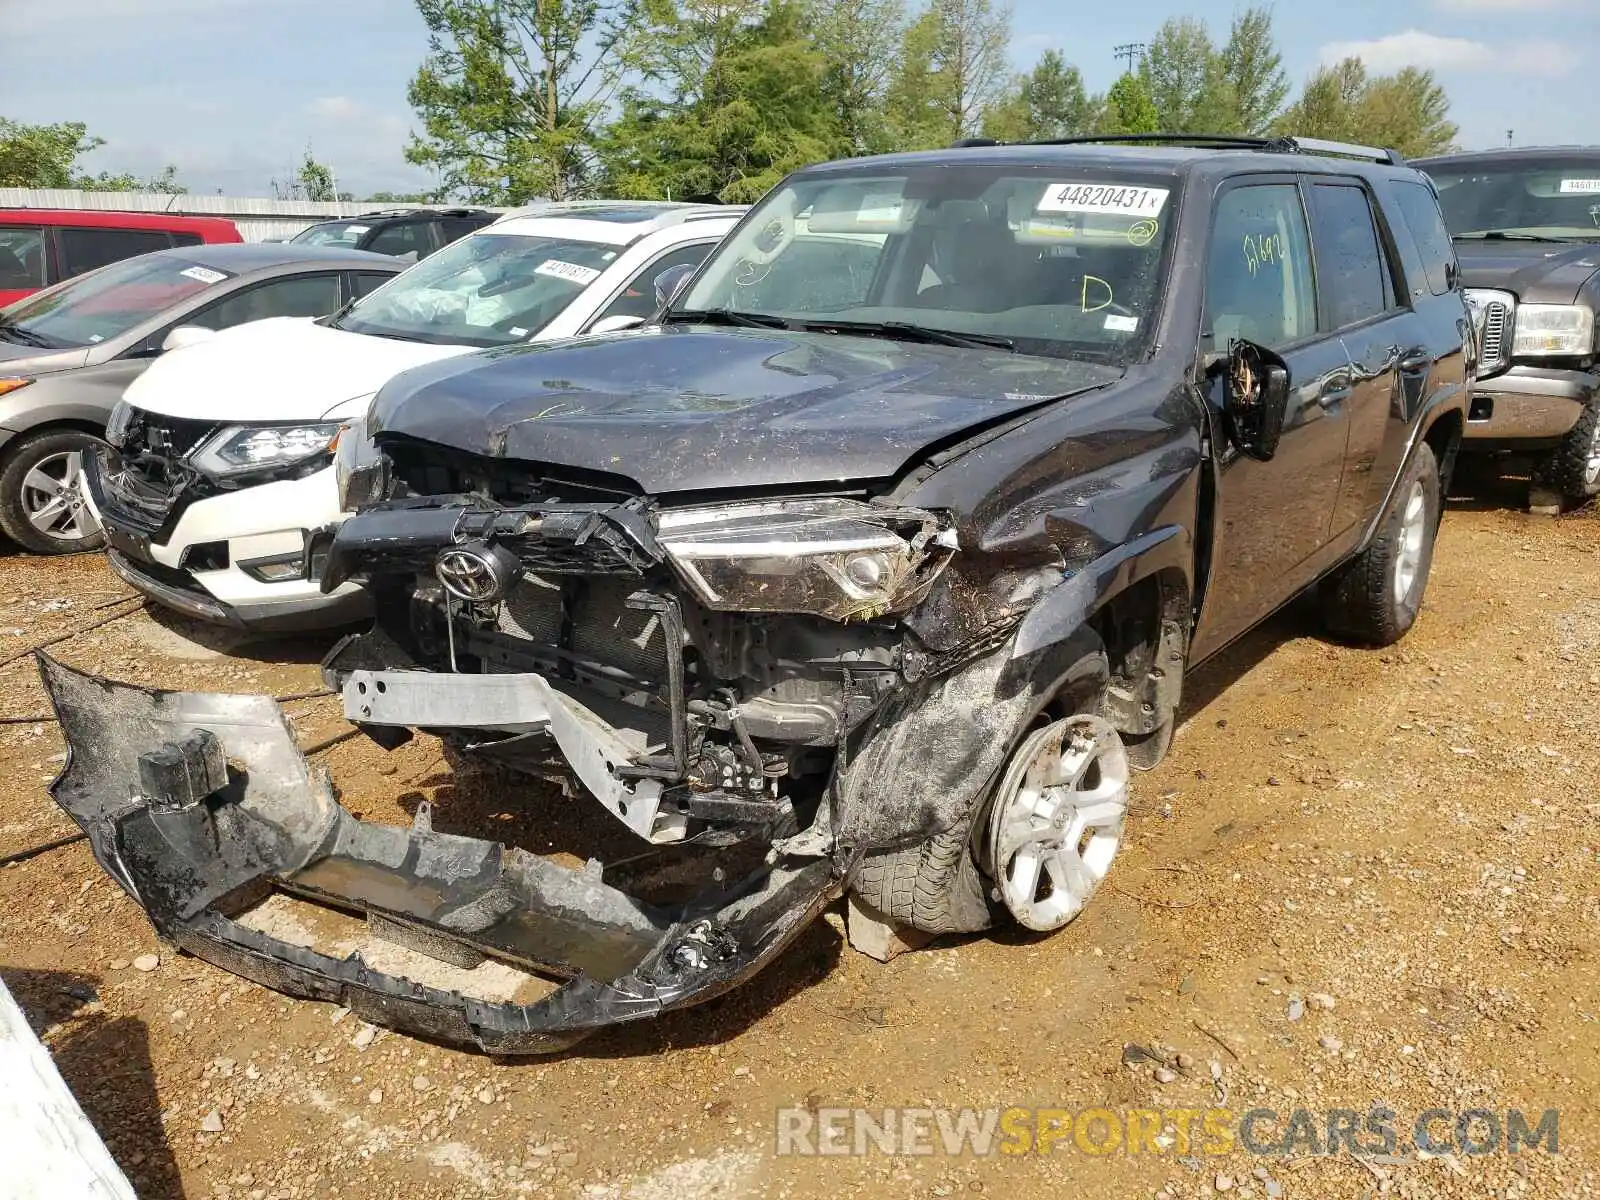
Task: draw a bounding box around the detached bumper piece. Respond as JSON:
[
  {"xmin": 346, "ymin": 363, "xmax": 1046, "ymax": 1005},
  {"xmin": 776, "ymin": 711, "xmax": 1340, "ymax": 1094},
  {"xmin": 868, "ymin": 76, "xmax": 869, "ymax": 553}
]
[{"xmin": 37, "ymin": 655, "xmax": 836, "ymax": 1054}]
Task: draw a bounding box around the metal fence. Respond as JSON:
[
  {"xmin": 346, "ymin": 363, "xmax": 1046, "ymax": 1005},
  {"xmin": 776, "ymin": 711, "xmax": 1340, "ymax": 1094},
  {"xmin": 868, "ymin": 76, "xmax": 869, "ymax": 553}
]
[{"xmin": 0, "ymin": 189, "xmax": 508, "ymax": 243}]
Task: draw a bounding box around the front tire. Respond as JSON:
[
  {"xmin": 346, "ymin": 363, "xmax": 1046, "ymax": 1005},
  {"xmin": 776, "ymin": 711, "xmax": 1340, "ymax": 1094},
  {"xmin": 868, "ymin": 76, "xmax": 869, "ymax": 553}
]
[
  {"xmin": 0, "ymin": 429, "xmax": 108, "ymax": 555},
  {"xmin": 1543, "ymin": 396, "xmax": 1600, "ymax": 506},
  {"xmin": 1320, "ymin": 442, "xmax": 1441, "ymax": 646},
  {"xmin": 850, "ymin": 653, "xmax": 1126, "ymax": 937}
]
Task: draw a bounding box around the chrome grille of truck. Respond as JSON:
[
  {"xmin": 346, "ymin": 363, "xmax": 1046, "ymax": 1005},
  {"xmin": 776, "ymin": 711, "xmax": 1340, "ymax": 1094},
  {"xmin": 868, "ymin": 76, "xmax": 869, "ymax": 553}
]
[{"xmin": 1466, "ymin": 288, "xmax": 1515, "ymax": 376}]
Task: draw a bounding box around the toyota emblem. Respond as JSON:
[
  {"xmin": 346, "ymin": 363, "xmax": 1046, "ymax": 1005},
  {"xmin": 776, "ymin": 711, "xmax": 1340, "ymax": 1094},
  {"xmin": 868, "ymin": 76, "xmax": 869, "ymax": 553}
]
[{"xmin": 434, "ymin": 542, "xmax": 517, "ymax": 602}]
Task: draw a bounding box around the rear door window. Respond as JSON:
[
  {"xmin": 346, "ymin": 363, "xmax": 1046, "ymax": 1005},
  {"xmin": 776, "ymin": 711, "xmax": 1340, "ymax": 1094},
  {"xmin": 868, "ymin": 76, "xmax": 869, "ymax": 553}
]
[
  {"xmin": 187, "ymin": 273, "xmax": 343, "ymax": 330},
  {"xmin": 58, "ymin": 228, "xmax": 173, "ymax": 277},
  {"xmin": 0, "ymin": 226, "xmax": 47, "ymax": 289},
  {"xmin": 1387, "ymin": 181, "xmax": 1458, "ymax": 297},
  {"xmin": 1307, "ymin": 183, "xmax": 1396, "ymax": 331}
]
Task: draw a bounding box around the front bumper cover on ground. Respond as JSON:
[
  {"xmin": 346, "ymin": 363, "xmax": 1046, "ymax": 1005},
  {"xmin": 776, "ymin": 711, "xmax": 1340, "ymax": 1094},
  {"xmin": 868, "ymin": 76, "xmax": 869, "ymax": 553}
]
[{"xmin": 38, "ymin": 654, "xmax": 837, "ymax": 1054}]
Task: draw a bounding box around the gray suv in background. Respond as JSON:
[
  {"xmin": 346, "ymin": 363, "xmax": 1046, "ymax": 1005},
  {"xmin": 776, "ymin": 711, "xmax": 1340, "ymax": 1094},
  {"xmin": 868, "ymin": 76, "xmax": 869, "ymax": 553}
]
[{"xmin": 0, "ymin": 242, "xmax": 401, "ymax": 554}]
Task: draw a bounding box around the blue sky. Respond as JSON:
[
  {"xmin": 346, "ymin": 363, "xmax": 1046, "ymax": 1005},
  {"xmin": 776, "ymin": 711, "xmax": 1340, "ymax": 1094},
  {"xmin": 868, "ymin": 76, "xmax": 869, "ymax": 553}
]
[{"xmin": 4, "ymin": 0, "xmax": 1594, "ymax": 198}]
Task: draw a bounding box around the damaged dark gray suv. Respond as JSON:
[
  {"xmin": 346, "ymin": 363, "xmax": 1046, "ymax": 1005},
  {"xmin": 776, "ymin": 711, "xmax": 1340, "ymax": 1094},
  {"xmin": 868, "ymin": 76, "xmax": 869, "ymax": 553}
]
[{"xmin": 43, "ymin": 135, "xmax": 1472, "ymax": 1054}]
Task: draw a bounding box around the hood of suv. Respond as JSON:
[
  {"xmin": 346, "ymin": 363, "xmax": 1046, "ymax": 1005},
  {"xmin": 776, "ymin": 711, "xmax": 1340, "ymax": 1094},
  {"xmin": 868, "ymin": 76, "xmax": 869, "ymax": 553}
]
[
  {"xmin": 370, "ymin": 325, "xmax": 1122, "ymax": 494},
  {"xmin": 1455, "ymin": 239, "xmax": 1600, "ymax": 304},
  {"xmin": 121, "ymin": 316, "xmax": 475, "ymax": 422}
]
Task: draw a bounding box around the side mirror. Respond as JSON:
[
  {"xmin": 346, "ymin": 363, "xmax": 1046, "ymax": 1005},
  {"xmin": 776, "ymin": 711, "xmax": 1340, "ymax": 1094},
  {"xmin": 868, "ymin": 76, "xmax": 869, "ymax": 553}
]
[
  {"xmin": 161, "ymin": 325, "xmax": 216, "ymax": 354},
  {"xmin": 587, "ymin": 314, "xmax": 646, "ymax": 336},
  {"xmin": 653, "ymin": 263, "xmax": 696, "ymax": 310},
  {"xmin": 395, "ymin": 250, "xmax": 421, "ymax": 265},
  {"xmin": 1221, "ymin": 340, "xmax": 1290, "ymax": 462}
]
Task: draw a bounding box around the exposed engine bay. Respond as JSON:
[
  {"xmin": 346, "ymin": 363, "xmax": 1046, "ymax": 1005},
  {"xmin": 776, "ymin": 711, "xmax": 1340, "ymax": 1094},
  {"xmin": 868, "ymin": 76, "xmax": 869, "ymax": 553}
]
[{"xmin": 321, "ymin": 441, "xmax": 961, "ymax": 852}]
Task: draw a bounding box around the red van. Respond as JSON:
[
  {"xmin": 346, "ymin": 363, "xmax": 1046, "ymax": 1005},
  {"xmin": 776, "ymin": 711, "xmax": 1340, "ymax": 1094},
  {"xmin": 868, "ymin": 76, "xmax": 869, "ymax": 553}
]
[{"xmin": 0, "ymin": 210, "xmax": 243, "ymax": 308}]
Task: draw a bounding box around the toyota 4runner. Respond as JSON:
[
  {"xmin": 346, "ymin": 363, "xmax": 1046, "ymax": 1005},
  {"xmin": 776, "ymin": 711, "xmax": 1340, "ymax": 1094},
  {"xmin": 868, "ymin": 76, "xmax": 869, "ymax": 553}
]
[{"xmin": 42, "ymin": 135, "xmax": 1471, "ymax": 1054}]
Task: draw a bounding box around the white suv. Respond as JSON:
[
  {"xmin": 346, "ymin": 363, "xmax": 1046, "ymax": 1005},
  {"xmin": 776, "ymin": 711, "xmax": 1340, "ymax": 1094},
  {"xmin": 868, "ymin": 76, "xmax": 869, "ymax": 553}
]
[{"xmin": 85, "ymin": 202, "xmax": 742, "ymax": 631}]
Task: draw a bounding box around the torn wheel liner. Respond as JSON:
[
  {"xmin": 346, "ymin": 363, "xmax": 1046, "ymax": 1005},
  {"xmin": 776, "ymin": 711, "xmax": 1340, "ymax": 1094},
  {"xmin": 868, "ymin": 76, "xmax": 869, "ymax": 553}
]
[{"xmin": 37, "ymin": 654, "xmax": 836, "ymax": 1054}]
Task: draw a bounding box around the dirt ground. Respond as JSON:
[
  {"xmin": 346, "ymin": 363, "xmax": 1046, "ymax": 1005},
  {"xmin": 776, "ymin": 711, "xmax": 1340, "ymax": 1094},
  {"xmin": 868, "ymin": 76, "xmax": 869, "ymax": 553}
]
[{"xmin": 2, "ymin": 484, "xmax": 1597, "ymax": 1200}]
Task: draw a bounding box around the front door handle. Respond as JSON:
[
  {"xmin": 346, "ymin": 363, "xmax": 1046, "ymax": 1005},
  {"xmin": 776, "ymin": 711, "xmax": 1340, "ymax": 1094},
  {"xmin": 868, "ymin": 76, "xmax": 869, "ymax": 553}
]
[{"xmin": 1318, "ymin": 373, "xmax": 1353, "ymax": 409}]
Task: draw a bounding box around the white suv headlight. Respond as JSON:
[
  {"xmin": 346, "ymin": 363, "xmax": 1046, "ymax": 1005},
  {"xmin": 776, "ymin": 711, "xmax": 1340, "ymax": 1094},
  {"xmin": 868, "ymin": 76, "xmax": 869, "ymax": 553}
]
[
  {"xmin": 190, "ymin": 423, "xmax": 343, "ymax": 477},
  {"xmin": 1513, "ymin": 304, "xmax": 1596, "ymax": 358},
  {"xmin": 656, "ymin": 499, "xmax": 957, "ymax": 622}
]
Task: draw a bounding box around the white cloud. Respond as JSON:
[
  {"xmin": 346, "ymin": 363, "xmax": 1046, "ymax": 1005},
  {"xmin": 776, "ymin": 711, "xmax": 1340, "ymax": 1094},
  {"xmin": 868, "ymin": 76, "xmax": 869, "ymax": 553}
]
[{"xmin": 1319, "ymin": 29, "xmax": 1579, "ymax": 74}]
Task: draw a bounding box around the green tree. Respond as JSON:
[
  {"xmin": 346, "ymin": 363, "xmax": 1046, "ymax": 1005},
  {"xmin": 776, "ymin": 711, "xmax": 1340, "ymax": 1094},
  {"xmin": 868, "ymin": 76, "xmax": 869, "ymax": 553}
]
[
  {"xmin": 1140, "ymin": 17, "xmax": 1224, "ymax": 134},
  {"xmin": 366, "ymin": 190, "xmax": 435, "ymax": 203},
  {"xmin": 297, "ymin": 151, "xmax": 338, "ymax": 202},
  {"xmin": 881, "ymin": 7, "xmax": 947, "ymax": 150},
  {"xmin": 982, "ymin": 50, "xmax": 1097, "ymax": 142},
  {"xmin": 1098, "ymin": 72, "xmax": 1159, "ymax": 135},
  {"xmin": 1277, "ymin": 57, "xmax": 1368, "ymax": 143},
  {"xmin": 68, "ymin": 165, "xmax": 187, "ymax": 193},
  {"xmin": 883, "ymin": 0, "xmax": 1011, "ymax": 145},
  {"xmin": 1278, "ymin": 58, "xmax": 1458, "ymax": 158},
  {"xmin": 0, "ymin": 118, "xmax": 101, "ymax": 188},
  {"xmin": 601, "ymin": 0, "xmax": 833, "ymax": 203},
  {"xmin": 1357, "ymin": 68, "xmax": 1458, "ymax": 157},
  {"xmin": 811, "ymin": 0, "xmax": 906, "ymax": 155},
  {"xmin": 1213, "ymin": 7, "xmax": 1289, "ymax": 135},
  {"xmin": 406, "ymin": 0, "xmax": 645, "ymax": 204}
]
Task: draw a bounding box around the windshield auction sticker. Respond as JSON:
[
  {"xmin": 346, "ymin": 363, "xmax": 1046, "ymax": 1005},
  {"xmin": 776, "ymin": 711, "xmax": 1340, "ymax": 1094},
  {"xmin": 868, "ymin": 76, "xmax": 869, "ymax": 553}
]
[
  {"xmin": 178, "ymin": 266, "xmax": 228, "ymax": 284},
  {"xmin": 535, "ymin": 259, "xmax": 602, "ymax": 285},
  {"xmin": 1038, "ymin": 183, "xmax": 1170, "ymax": 217},
  {"xmin": 1559, "ymin": 179, "xmax": 1600, "ymax": 194}
]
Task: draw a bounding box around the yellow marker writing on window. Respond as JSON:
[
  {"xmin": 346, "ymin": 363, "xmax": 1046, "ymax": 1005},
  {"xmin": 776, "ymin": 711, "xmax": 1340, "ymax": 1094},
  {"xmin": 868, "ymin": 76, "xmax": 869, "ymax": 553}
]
[{"xmin": 1081, "ymin": 275, "xmax": 1114, "ymax": 313}]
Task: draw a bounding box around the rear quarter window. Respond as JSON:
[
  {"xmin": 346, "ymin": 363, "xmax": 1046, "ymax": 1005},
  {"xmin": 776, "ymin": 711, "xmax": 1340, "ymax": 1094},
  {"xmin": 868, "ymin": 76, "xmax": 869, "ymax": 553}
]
[
  {"xmin": 1387, "ymin": 181, "xmax": 1458, "ymax": 297},
  {"xmin": 0, "ymin": 226, "xmax": 47, "ymax": 290}
]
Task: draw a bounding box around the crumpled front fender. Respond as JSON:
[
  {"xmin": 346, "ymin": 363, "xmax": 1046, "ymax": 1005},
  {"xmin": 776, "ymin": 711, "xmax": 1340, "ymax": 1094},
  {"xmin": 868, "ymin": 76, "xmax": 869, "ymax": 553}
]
[{"xmin": 38, "ymin": 654, "xmax": 837, "ymax": 1055}]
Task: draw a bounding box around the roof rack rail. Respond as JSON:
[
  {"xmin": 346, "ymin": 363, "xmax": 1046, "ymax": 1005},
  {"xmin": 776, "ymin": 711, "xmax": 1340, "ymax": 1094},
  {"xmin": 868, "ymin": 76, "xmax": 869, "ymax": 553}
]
[{"xmin": 948, "ymin": 132, "xmax": 1407, "ymax": 166}]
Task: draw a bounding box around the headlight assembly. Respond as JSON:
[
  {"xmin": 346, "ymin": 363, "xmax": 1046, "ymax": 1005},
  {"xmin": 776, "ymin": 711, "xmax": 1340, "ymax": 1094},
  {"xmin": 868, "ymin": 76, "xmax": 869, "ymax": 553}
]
[
  {"xmin": 1512, "ymin": 304, "xmax": 1596, "ymax": 358},
  {"xmin": 656, "ymin": 499, "xmax": 957, "ymax": 622},
  {"xmin": 104, "ymin": 399, "xmax": 134, "ymax": 447},
  {"xmin": 190, "ymin": 422, "xmax": 343, "ymax": 477}
]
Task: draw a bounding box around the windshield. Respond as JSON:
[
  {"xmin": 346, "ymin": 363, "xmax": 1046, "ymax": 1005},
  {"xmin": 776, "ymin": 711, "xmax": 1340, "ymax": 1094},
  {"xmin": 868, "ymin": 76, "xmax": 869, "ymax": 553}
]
[
  {"xmin": 291, "ymin": 221, "xmax": 368, "ymax": 248},
  {"xmin": 1430, "ymin": 157, "xmax": 1600, "ymax": 241},
  {"xmin": 0, "ymin": 254, "xmax": 230, "ymax": 349},
  {"xmin": 330, "ymin": 232, "xmax": 620, "ymax": 347},
  {"xmin": 675, "ymin": 166, "xmax": 1179, "ymax": 363}
]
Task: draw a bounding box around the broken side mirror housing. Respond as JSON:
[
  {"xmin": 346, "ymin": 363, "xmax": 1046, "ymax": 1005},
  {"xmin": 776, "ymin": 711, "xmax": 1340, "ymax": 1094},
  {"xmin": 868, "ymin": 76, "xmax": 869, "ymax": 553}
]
[
  {"xmin": 653, "ymin": 263, "xmax": 696, "ymax": 310},
  {"xmin": 1221, "ymin": 340, "xmax": 1290, "ymax": 462}
]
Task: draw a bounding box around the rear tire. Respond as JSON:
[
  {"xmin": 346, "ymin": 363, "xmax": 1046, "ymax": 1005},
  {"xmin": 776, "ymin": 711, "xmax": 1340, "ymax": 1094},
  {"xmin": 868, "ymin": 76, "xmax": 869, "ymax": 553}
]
[
  {"xmin": 1542, "ymin": 396, "xmax": 1600, "ymax": 507},
  {"xmin": 1319, "ymin": 442, "xmax": 1440, "ymax": 647},
  {"xmin": 0, "ymin": 429, "xmax": 108, "ymax": 555}
]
